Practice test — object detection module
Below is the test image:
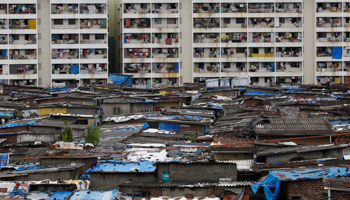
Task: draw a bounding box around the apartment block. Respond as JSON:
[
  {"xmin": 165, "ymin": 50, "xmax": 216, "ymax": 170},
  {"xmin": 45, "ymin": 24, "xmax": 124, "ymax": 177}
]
[
  {"xmin": 314, "ymin": 1, "xmax": 350, "ymax": 85},
  {"xmin": 0, "ymin": 0, "xmax": 109, "ymax": 88},
  {"xmin": 0, "ymin": 0, "xmax": 38, "ymax": 86}
]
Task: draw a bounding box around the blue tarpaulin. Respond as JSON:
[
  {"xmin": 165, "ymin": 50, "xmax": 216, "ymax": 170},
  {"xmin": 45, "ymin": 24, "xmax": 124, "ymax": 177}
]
[
  {"xmin": 252, "ymin": 167, "xmax": 350, "ymax": 200},
  {"xmin": 175, "ymin": 63, "xmax": 179, "ymax": 71},
  {"xmin": 0, "ymin": 121, "xmax": 37, "ymax": 129},
  {"xmin": 2, "ymin": 50, "xmax": 6, "ymax": 57},
  {"xmin": 332, "ymin": 47, "xmax": 342, "ymax": 59},
  {"xmin": 69, "ymin": 190, "xmax": 119, "ymax": 200},
  {"xmin": 110, "ymin": 74, "xmax": 133, "ymax": 85},
  {"xmin": 159, "ymin": 123, "xmax": 180, "ymax": 131},
  {"xmin": 70, "ymin": 65, "xmax": 79, "ymax": 75},
  {"xmin": 45, "ymin": 86, "xmax": 69, "ymax": 91},
  {"xmin": 0, "ymin": 154, "xmax": 8, "ymax": 169},
  {"xmin": 49, "ymin": 191, "xmax": 72, "ymax": 200},
  {"xmin": 0, "ymin": 112, "xmax": 14, "ymax": 118},
  {"xmin": 13, "ymin": 165, "xmax": 43, "ymax": 171},
  {"xmin": 113, "ymin": 123, "xmax": 149, "ymax": 132}
]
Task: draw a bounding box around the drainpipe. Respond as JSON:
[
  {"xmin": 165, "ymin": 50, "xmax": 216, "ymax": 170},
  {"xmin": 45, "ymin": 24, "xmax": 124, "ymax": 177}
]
[{"xmin": 328, "ymin": 189, "xmax": 331, "ymax": 200}]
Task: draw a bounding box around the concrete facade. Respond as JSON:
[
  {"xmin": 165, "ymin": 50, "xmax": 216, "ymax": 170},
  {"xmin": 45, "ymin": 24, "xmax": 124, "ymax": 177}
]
[
  {"xmin": 0, "ymin": 0, "xmax": 109, "ymax": 87},
  {"xmin": 119, "ymin": 0, "xmax": 350, "ymax": 87}
]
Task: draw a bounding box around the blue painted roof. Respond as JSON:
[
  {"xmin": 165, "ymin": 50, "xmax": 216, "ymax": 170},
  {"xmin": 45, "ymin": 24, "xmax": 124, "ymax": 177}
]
[
  {"xmin": 69, "ymin": 190, "xmax": 119, "ymax": 200},
  {"xmin": 48, "ymin": 191, "xmax": 72, "ymax": 200},
  {"xmin": 86, "ymin": 160, "xmax": 156, "ymax": 173}
]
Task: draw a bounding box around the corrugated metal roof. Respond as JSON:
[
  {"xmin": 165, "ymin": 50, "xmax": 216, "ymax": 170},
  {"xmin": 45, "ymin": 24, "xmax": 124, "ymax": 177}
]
[{"xmin": 255, "ymin": 117, "xmax": 334, "ymax": 135}]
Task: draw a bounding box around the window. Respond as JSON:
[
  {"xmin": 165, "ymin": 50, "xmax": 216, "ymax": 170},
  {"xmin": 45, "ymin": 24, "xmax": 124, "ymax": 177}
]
[
  {"xmin": 223, "ymin": 18, "xmax": 230, "ymax": 23},
  {"xmin": 155, "ymin": 33, "xmax": 162, "ymax": 39},
  {"xmin": 155, "ymin": 18, "xmax": 162, "ymax": 24},
  {"xmin": 114, "ymin": 107, "xmax": 121, "ymax": 114},
  {"xmin": 169, "ymin": 3, "xmax": 177, "ymax": 9},
  {"xmin": 155, "ymin": 3, "xmax": 161, "ymax": 9},
  {"xmin": 236, "ymin": 18, "xmax": 245, "ymax": 24},
  {"xmin": 141, "ymin": 4, "xmax": 147, "ymax": 9},
  {"xmin": 12, "ymin": 35, "xmax": 19, "ymax": 40},
  {"xmin": 318, "ymin": 32, "xmax": 327, "ymax": 38},
  {"xmin": 68, "ymin": 19, "xmax": 76, "ymax": 25},
  {"xmin": 95, "ymin": 34, "xmax": 104, "ymax": 40},
  {"xmin": 54, "ymin": 19, "xmax": 63, "ymax": 25},
  {"xmin": 280, "ymin": 18, "xmax": 285, "ymax": 23},
  {"xmin": 237, "ymin": 48, "xmax": 245, "ymax": 53},
  {"xmin": 167, "ymin": 18, "xmax": 176, "ymax": 24},
  {"xmin": 155, "ymin": 78, "xmax": 162, "ymax": 83},
  {"xmin": 82, "ymin": 34, "xmax": 90, "ymax": 40}
]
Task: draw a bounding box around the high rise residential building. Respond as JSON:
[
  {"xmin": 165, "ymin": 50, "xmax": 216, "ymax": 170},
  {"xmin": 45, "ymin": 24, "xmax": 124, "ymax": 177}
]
[
  {"xmin": 0, "ymin": 0, "xmax": 109, "ymax": 88},
  {"xmin": 119, "ymin": 0, "xmax": 350, "ymax": 87}
]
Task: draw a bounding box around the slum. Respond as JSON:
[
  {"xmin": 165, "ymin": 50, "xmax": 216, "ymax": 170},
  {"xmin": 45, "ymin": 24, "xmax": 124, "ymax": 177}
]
[{"xmin": 0, "ymin": 76, "xmax": 350, "ymax": 199}]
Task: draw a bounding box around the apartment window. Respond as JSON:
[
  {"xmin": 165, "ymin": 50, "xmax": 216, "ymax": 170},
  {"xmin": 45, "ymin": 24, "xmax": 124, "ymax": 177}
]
[
  {"xmin": 141, "ymin": 4, "xmax": 147, "ymax": 9},
  {"xmin": 280, "ymin": 18, "xmax": 286, "ymax": 23},
  {"xmin": 68, "ymin": 19, "xmax": 76, "ymax": 25},
  {"xmin": 223, "ymin": 18, "xmax": 230, "ymax": 23},
  {"xmin": 168, "ymin": 3, "xmax": 177, "ymax": 9},
  {"xmin": 39, "ymin": 78, "xmax": 42, "ymax": 85},
  {"xmin": 236, "ymin": 18, "xmax": 245, "ymax": 24},
  {"xmin": 318, "ymin": 32, "xmax": 327, "ymax": 38},
  {"xmin": 155, "ymin": 3, "xmax": 161, "ymax": 9},
  {"xmin": 54, "ymin": 19, "xmax": 63, "ymax": 25},
  {"xmin": 38, "ymin": 18, "xmax": 41, "ymax": 25},
  {"xmin": 237, "ymin": 48, "xmax": 245, "ymax": 53},
  {"xmin": 82, "ymin": 34, "xmax": 90, "ymax": 40},
  {"xmin": 125, "ymin": 4, "xmax": 134, "ymax": 9},
  {"xmin": 167, "ymin": 18, "xmax": 176, "ymax": 24},
  {"xmin": 155, "ymin": 78, "xmax": 162, "ymax": 83},
  {"xmin": 12, "ymin": 35, "xmax": 19, "ymax": 40},
  {"xmin": 155, "ymin": 18, "xmax": 162, "ymax": 24},
  {"xmin": 114, "ymin": 107, "xmax": 121, "ymax": 114},
  {"xmin": 95, "ymin": 34, "xmax": 104, "ymax": 40},
  {"xmin": 38, "ymin": 33, "xmax": 41, "ymax": 40},
  {"xmin": 155, "ymin": 33, "xmax": 162, "ymax": 39},
  {"xmin": 38, "ymin": 63, "xmax": 42, "ymax": 70}
]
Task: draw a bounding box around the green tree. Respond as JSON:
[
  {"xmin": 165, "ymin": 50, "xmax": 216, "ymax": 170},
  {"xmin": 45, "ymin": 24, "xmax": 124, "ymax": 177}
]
[
  {"xmin": 85, "ymin": 125, "xmax": 100, "ymax": 145},
  {"xmin": 61, "ymin": 123, "xmax": 73, "ymax": 142}
]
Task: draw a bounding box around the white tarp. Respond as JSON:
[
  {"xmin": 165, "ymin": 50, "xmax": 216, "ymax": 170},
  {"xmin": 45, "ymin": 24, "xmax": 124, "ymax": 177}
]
[{"xmin": 231, "ymin": 77, "xmax": 251, "ymax": 87}]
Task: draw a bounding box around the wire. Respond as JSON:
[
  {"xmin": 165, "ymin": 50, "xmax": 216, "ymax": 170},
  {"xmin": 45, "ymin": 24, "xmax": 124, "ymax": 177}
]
[{"xmin": 2, "ymin": 132, "xmax": 350, "ymax": 162}]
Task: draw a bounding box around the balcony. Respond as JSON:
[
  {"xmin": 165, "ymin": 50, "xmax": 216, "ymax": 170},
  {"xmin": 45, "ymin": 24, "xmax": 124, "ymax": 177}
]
[
  {"xmin": 124, "ymin": 3, "xmax": 150, "ymax": 14},
  {"xmin": 275, "ymin": 3, "xmax": 302, "ymax": 13},
  {"xmin": 276, "ymin": 18, "xmax": 302, "ymax": 28},
  {"xmin": 9, "ymin": 19, "xmax": 36, "ymax": 29},
  {"xmin": 316, "ymin": 3, "xmax": 342, "ymax": 13},
  {"xmin": 9, "ymin": 49, "xmax": 36, "ymax": 60},
  {"xmin": 222, "ymin": 18, "xmax": 247, "ymax": 28},
  {"xmin": 10, "ymin": 79, "xmax": 36, "ymax": 86},
  {"xmin": 9, "ymin": 4, "xmax": 36, "ymax": 14},
  {"xmin": 9, "ymin": 64, "xmax": 36, "ymax": 74},
  {"xmin": 80, "ymin": 19, "xmax": 107, "ymax": 29},
  {"xmin": 152, "ymin": 48, "xmax": 178, "ymax": 58},
  {"xmin": 345, "ymin": 3, "xmax": 350, "ymax": 13},
  {"xmin": 132, "ymin": 78, "xmax": 151, "ymax": 89},
  {"xmin": 52, "ymin": 34, "xmax": 79, "ymax": 44},
  {"xmin": 276, "ymin": 47, "xmax": 302, "ymax": 58},
  {"xmin": 10, "ymin": 34, "xmax": 36, "ymax": 45},
  {"xmin": 52, "ymin": 49, "xmax": 79, "ymax": 59},
  {"xmin": 153, "ymin": 18, "xmax": 178, "ymax": 29},
  {"xmin": 124, "ymin": 48, "xmax": 150, "ymax": 58},
  {"xmin": 153, "ymin": 78, "xmax": 178, "ymax": 88},
  {"xmin": 0, "ymin": 5, "xmax": 7, "ymax": 14},
  {"xmin": 249, "ymin": 33, "xmax": 274, "ymax": 43},
  {"xmin": 152, "ymin": 63, "xmax": 179, "ymax": 73},
  {"xmin": 317, "ymin": 18, "xmax": 342, "ymax": 28},
  {"xmin": 194, "ymin": 63, "xmax": 220, "ymax": 73},
  {"xmin": 0, "ymin": 19, "xmax": 8, "ymax": 29},
  {"xmin": 193, "ymin": 3, "xmax": 220, "ymax": 13},
  {"xmin": 317, "ymin": 62, "xmax": 341, "ymax": 72},
  {"xmin": 248, "ymin": 62, "xmax": 275, "ymax": 72},
  {"xmin": 0, "ymin": 35, "xmax": 8, "ymax": 45},
  {"xmin": 221, "ymin": 3, "xmax": 247, "ymax": 13},
  {"xmin": 51, "ymin": 4, "xmax": 78, "ymax": 14},
  {"xmin": 276, "ymin": 62, "xmax": 302, "ymax": 73},
  {"xmin": 52, "ymin": 64, "xmax": 79, "ymax": 74},
  {"xmin": 221, "ymin": 33, "xmax": 247, "ymax": 43},
  {"xmin": 222, "ymin": 62, "xmax": 246, "ymax": 72},
  {"xmin": 80, "ymin": 49, "xmax": 107, "ymax": 59},
  {"xmin": 276, "ymin": 33, "xmax": 302, "ymax": 43},
  {"xmin": 317, "ymin": 32, "xmax": 342, "ymax": 43},
  {"xmin": 152, "ymin": 3, "xmax": 178, "ymax": 14},
  {"xmin": 80, "ymin": 4, "xmax": 107, "ymax": 14},
  {"xmin": 248, "ymin": 3, "xmax": 274, "ymax": 13},
  {"xmin": 124, "ymin": 18, "xmax": 150, "ymax": 29},
  {"xmin": 124, "ymin": 63, "xmax": 150, "ymax": 73},
  {"xmin": 80, "ymin": 64, "xmax": 107, "ymax": 74},
  {"xmin": 194, "ymin": 33, "xmax": 219, "ymax": 43},
  {"xmin": 0, "ymin": 50, "xmax": 8, "ymax": 59},
  {"xmin": 248, "ymin": 18, "xmax": 274, "ymax": 28},
  {"xmin": 193, "ymin": 18, "xmax": 220, "ymax": 29},
  {"xmin": 193, "ymin": 48, "xmax": 219, "ymax": 59},
  {"xmin": 316, "ymin": 47, "xmax": 332, "ymax": 57}
]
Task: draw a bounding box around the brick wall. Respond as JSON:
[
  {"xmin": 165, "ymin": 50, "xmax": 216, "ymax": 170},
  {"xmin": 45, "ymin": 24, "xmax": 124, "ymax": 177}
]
[{"xmin": 287, "ymin": 179, "xmax": 350, "ymax": 200}]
